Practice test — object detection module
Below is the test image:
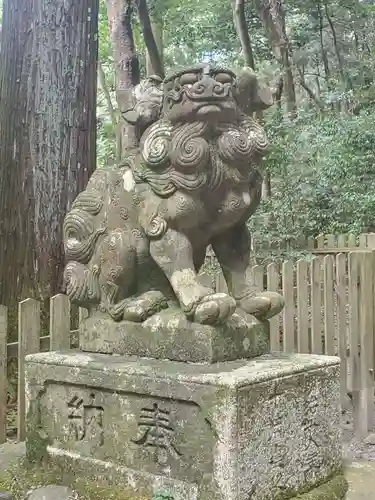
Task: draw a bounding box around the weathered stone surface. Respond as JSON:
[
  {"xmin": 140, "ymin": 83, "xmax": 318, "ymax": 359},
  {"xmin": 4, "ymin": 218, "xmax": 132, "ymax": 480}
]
[
  {"xmin": 79, "ymin": 307, "xmax": 269, "ymax": 362},
  {"xmin": 27, "ymin": 486, "xmax": 75, "ymax": 500},
  {"xmin": 26, "ymin": 351, "xmax": 343, "ymax": 500}
]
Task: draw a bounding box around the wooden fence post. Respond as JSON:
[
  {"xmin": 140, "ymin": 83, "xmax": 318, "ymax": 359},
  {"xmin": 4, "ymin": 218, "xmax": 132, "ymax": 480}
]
[
  {"xmin": 251, "ymin": 265, "xmax": 264, "ymax": 292},
  {"xmin": 366, "ymin": 233, "xmax": 375, "ymax": 249},
  {"xmin": 348, "ymin": 252, "xmax": 361, "ymax": 437},
  {"xmin": 359, "ymin": 233, "xmax": 368, "ymax": 249},
  {"xmin": 267, "ymin": 263, "xmax": 281, "ymax": 352},
  {"xmin": 337, "ymin": 234, "xmax": 347, "ymax": 248},
  {"xmin": 282, "ymin": 261, "xmax": 295, "ymax": 352},
  {"xmin": 358, "ymin": 251, "xmax": 374, "ymax": 436},
  {"xmin": 216, "ymin": 273, "xmax": 228, "ymax": 294},
  {"xmin": 316, "ymin": 234, "xmax": 325, "ymax": 248},
  {"xmin": 0, "ymin": 306, "xmax": 7, "ymax": 444},
  {"xmin": 17, "ymin": 298, "xmax": 40, "ymax": 442},
  {"xmin": 311, "ymin": 257, "xmax": 323, "ymax": 354},
  {"xmin": 296, "ymin": 260, "xmax": 309, "ymax": 353},
  {"xmin": 326, "ymin": 234, "xmax": 336, "ymax": 249},
  {"xmin": 336, "ymin": 253, "xmax": 348, "ymax": 407},
  {"xmin": 323, "ymin": 255, "xmax": 335, "ymax": 355},
  {"xmin": 50, "ymin": 294, "xmax": 71, "ymax": 351},
  {"xmin": 347, "ymin": 233, "xmax": 357, "ymax": 248}
]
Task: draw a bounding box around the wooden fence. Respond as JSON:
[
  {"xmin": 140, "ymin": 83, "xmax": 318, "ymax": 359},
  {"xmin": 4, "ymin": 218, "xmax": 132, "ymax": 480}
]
[
  {"xmin": 1, "ymin": 248, "xmax": 375, "ymax": 444},
  {"xmin": 250, "ymin": 231, "xmax": 375, "ymax": 254},
  {"xmin": 0, "ymin": 295, "xmax": 81, "ymax": 444},
  {"xmin": 200, "ymin": 249, "xmax": 375, "ymax": 438}
]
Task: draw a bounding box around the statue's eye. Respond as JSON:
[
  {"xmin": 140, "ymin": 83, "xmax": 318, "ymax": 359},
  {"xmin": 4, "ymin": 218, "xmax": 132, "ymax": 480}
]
[
  {"xmin": 180, "ymin": 73, "xmax": 199, "ymax": 86},
  {"xmin": 215, "ymin": 73, "xmax": 232, "ymax": 84}
]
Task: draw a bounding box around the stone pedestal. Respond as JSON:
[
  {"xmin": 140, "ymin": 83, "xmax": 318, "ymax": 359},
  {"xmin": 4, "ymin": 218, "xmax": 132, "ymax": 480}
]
[
  {"xmin": 25, "ymin": 351, "xmax": 346, "ymax": 500},
  {"xmin": 79, "ymin": 308, "xmax": 269, "ymax": 363}
]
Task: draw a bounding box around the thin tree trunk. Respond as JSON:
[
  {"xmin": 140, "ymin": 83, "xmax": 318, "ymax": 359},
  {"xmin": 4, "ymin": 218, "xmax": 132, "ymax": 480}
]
[
  {"xmin": 324, "ymin": 2, "xmax": 351, "ymax": 90},
  {"xmin": 135, "ymin": 0, "xmax": 164, "ymax": 78},
  {"xmin": 317, "ymin": 2, "xmax": 330, "ymax": 83},
  {"xmin": 299, "ymin": 78, "xmax": 324, "ymax": 109},
  {"xmin": 0, "ymin": 0, "xmax": 99, "ymax": 306},
  {"xmin": 232, "ymin": 0, "xmax": 272, "ymax": 199},
  {"xmin": 254, "ymin": 0, "xmax": 297, "ymax": 119},
  {"xmin": 146, "ymin": 16, "xmax": 164, "ymax": 76},
  {"xmin": 273, "ymin": 75, "xmax": 284, "ymax": 113},
  {"xmin": 105, "ymin": 0, "xmax": 140, "ymax": 153},
  {"xmin": 261, "ymin": 172, "xmax": 271, "ymax": 199},
  {"xmin": 232, "ymin": 0, "xmax": 255, "ymax": 68},
  {"xmin": 98, "ymin": 61, "xmax": 117, "ymax": 127},
  {"xmin": 298, "ymin": 67, "xmax": 324, "ymax": 110},
  {"xmin": 315, "ymin": 59, "xmax": 321, "ymax": 96},
  {"xmin": 98, "ymin": 60, "xmax": 121, "ymax": 161}
]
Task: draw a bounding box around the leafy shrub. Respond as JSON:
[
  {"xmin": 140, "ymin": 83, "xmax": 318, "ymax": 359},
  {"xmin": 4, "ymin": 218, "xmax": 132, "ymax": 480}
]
[{"xmin": 250, "ymin": 105, "xmax": 375, "ymax": 243}]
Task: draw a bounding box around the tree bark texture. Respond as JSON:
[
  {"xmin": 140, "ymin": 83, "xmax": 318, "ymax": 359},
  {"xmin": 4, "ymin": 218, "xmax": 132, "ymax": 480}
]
[
  {"xmin": 105, "ymin": 0, "xmax": 140, "ymax": 153},
  {"xmin": 146, "ymin": 15, "xmax": 164, "ymax": 77},
  {"xmin": 232, "ymin": 0, "xmax": 256, "ymax": 69},
  {"xmin": 0, "ymin": 0, "xmax": 98, "ymax": 306},
  {"xmin": 324, "ymin": 2, "xmax": 348, "ymax": 84},
  {"xmin": 255, "ymin": 0, "xmax": 297, "ymax": 119},
  {"xmin": 136, "ymin": 0, "xmax": 164, "ymax": 78},
  {"xmin": 317, "ymin": 2, "xmax": 330, "ymax": 83}
]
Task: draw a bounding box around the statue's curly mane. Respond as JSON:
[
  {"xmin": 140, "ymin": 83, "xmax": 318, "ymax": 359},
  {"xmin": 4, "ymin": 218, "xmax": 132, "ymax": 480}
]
[{"xmin": 131, "ymin": 114, "xmax": 268, "ymax": 197}]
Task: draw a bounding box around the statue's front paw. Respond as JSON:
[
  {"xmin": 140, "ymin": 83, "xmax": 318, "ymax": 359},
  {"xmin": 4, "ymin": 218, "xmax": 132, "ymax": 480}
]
[
  {"xmin": 193, "ymin": 293, "xmax": 236, "ymax": 325},
  {"xmin": 238, "ymin": 291, "xmax": 284, "ymax": 320}
]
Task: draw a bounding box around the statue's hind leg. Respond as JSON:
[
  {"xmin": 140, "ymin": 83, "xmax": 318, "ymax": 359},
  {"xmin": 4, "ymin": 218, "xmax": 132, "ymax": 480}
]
[{"xmin": 100, "ymin": 238, "xmax": 168, "ymax": 323}]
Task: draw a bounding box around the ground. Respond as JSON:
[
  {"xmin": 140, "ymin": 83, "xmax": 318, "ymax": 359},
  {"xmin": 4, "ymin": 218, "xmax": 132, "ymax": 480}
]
[{"xmin": 346, "ymin": 461, "xmax": 375, "ymax": 499}]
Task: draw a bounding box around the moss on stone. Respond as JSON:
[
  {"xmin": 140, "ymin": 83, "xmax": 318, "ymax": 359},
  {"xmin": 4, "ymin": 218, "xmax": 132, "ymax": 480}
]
[
  {"xmin": 0, "ymin": 458, "xmax": 149, "ymax": 500},
  {"xmin": 0, "ymin": 457, "xmax": 347, "ymax": 500},
  {"xmin": 294, "ymin": 475, "xmax": 348, "ymax": 500},
  {"xmin": 25, "ymin": 428, "xmax": 50, "ymax": 463}
]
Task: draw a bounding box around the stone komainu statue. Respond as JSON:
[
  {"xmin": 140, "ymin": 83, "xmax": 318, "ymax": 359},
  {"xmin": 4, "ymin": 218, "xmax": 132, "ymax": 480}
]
[{"xmin": 63, "ymin": 65, "xmax": 284, "ymax": 325}]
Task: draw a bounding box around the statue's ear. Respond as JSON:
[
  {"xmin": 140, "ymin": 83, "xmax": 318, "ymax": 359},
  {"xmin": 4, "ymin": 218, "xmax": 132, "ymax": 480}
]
[
  {"xmin": 122, "ymin": 109, "xmax": 139, "ymax": 125},
  {"xmin": 236, "ymin": 67, "xmax": 273, "ymax": 114}
]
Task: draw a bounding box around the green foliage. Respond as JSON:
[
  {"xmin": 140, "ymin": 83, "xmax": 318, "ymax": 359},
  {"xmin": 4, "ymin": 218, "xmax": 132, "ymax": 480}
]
[
  {"xmin": 97, "ymin": 121, "xmax": 117, "ymax": 168},
  {"xmin": 250, "ymin": 104, "xmax": 375, "ymax": 244},
  {"xmin": 0, "ymin": 459, "xmax": 148, "ymax": 500},
  {"xmin": 151, "ymin": 490, "xmax": 174, "ymax": 500}
]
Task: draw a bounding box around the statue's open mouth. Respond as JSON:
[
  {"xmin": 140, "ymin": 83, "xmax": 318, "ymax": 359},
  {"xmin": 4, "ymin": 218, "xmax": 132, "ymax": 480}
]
[{"xmin": 196, "ymin": 103, "xmax": 222, "ymax": 115}]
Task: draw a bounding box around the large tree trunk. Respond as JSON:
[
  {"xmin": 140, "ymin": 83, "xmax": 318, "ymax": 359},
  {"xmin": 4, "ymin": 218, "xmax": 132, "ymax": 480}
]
[
  {"xmin": 0, "ymin": 0, "xmax": 33, "ymax": 307},
  {"xmin": 0, "ymin": 0, "xmax": 99, "ymax": 307},
  {"xmin": 255, "ymin": 0, "xmax": 297, "ymax": 119},
  {"xmin": 106, "ymin": 0, "xmax": 140, "ymax": 153}
]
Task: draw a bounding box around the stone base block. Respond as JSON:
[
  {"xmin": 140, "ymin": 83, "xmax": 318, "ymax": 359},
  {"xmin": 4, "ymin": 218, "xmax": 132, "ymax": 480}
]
[
  {"xmin": 25, "ymin": 351, "xmax": 345, "ymax": 500},
  {"xmin": 79, "ymin": 307, "xmax": 269, "ymax": 363}
]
